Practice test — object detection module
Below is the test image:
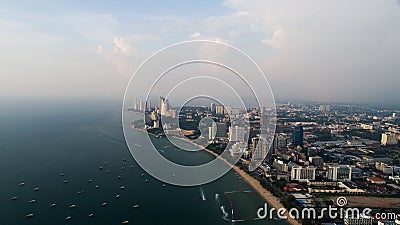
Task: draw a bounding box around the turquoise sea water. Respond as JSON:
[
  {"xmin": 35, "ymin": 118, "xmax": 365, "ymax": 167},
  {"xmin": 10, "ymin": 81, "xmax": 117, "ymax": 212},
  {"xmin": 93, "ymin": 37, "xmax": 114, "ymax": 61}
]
[{"xmin": 0, "ymin": 101, "xmax": 287, "ymax": 225}]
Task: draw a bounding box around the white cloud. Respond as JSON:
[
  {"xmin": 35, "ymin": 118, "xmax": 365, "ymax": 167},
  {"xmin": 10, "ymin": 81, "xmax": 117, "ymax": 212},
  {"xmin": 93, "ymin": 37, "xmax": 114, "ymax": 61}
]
[{"xmin": 189, "ymin": 32, "xmax": 201, "ymax": 38}]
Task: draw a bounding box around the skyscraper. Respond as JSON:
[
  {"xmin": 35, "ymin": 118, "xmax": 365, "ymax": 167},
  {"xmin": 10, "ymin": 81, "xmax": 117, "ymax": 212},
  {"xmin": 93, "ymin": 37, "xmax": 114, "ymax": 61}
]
[
  {"xmin": 210, "ymin": 103, "xmax": 215, "ymax": 113},
  {"xmin": 292, "ymin": 125, "xmax": 304, "ymax": 147},
  {"xmin": 215, "ymin": 105, "xmax": 225, "ymax": 115}
]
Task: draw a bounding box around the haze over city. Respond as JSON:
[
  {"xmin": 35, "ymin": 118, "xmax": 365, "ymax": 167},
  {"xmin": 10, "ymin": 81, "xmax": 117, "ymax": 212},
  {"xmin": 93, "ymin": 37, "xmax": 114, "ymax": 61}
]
[{"xmin": 1, "ymin": 0, "xmax": 400, "ymax": 104}]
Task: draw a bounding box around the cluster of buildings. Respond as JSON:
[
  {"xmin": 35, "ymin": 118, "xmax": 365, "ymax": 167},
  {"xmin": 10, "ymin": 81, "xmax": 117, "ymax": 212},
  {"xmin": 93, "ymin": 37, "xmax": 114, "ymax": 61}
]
[{"xmin": 131, "ymin": 98, "xmax": 400, "ymax": 224}]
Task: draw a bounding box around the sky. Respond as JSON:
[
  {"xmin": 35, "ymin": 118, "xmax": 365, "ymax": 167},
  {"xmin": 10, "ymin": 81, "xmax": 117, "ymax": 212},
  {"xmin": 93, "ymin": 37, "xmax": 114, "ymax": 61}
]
[{"xmin": 1, "ymin": 0, "xmax": 400, "ymax": 104}]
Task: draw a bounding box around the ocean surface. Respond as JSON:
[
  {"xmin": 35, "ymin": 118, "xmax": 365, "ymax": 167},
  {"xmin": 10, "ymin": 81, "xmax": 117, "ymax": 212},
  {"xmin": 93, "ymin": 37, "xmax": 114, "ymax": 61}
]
[{"xmin": 0, "ymin": 100, "xmax": 287, "ymax": 225}]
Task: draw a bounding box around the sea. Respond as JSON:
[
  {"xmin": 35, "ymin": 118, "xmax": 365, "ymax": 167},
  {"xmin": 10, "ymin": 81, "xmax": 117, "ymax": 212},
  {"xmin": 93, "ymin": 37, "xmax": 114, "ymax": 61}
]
[{"xmin": 0, "ymin": 100, "xmax": 288, "ymax": 225}]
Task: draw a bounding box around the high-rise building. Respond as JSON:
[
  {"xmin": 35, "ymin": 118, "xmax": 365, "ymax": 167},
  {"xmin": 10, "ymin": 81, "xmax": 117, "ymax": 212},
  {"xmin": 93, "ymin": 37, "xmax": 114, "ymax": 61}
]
[
  {"xmin": 252, "ymin": 138, "xmax": 269, "ymax": 161},
  {"xmin": 210, "ymin": 103, "xmax": 215, "ymax": 113},
  {"xmin": 273, "ymin": 159, "xmax": 288, "ymax": 173},
  {"xmin": 209, "ymin": 122, "xmax": 227, "ymax": 140},
  {"xmin": 292, "ymin": 125, "xmax": 304, "ymax": 147},
  {"xmin": 327, "ymin": 164, "xmax": 352, "ymax": 181},
  {"xmin": 158, "ymin": 96, "xmax": 164, "ymax": 110},
  {"xmin": 381, "ymin": 132, "xmax": 398, "ymax": 146},
  {"xmin": 251, "ymin": 137, "xmax": 259, "ymax": 155},
  {"xmin": 291, "ymin": 166, "xmax": 316, "ymax": 182},
  {"xmin": 319, "ymin": 105, "xmax": 330, "ymax": 112},
  {"xmin": 229, "ymin": 125, "xmax": 246, "ymax": 142},
  {"xmin": 160, "ymin": 98, "xmax": 169, "ymax": 116},
  {"xmin": 133, "ymin": 98, "xmax": 138, "ymax": 110},
  {"xmin": 139, "ymin": 100, "xmax": 143, "ymax": 111},
  {"xmin": 215, "ymin": 105, "xmax": 225, "ymax": 115}
]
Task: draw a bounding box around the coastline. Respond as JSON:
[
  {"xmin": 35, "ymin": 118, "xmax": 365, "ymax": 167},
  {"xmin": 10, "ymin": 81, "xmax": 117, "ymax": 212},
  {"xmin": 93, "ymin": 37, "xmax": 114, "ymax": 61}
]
[{"xmin": 129, "ymin": 126, "xmax": 300, "ymax": 225}]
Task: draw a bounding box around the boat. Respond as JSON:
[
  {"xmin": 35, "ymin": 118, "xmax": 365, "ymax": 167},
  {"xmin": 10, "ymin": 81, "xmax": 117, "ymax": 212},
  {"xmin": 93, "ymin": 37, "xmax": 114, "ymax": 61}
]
[
  {"xmin": 102, "ymin": 202, "xmax": 107, "ymax": 206},
  {"xmin": 115, "ymin": 194, "xmax": 120, "ymax": 198},
  {"xmin": 123, "ymin": 158, "xmax": 126, "ymax": 162},
  {"xmin": 120, "ymin": 167, "xmax": 124, "ymax": 170},
  {"xmin": 130, "ymin": 165, "xmax": 133, "ymax": 168},
  {"xmin": 33, "ymin": 187, "xmax": 40, "ymax": 191},
  {"xmin": 11, "ymin": 196, "xmax": 18, "ymax": 200},
  {"xmin": 63, "ymin": 180, "xmax": 69, "ymax": 183},
  {"xmin": 99, "ymin": 166, "xmax": 103, "ymax": 170},
  {"xmin": 89, "ymin": 213, "xmax": 94, "ymax": 217},
  {"xmin": 78, "ymin": 190, "xmax": 84, "ymax": 194},
  {"xmin": 120, "ymin": 185, "xmax": 125, "ymax": 190},
  {"xmin": 162, "ymin": 184, "xmax": 166, "ymax": 187},
  {"xmin": 29, "ymin": 199, "xmax": 36, "ymax": 204},
  {"xmin": 105, "ymin": 170, "xmax": 110, "ymax": 173},
  {"xmin": 141, "ymin": 173, "xmax": 144, "ymax": 176},
  {"xmin": 199, "ymin": 188, "xmax": 206, "ymax": 201},
  {"xmin": 19, "ymin": 182, "xmax": 25, "ymax": 186},
  {"xmin": 50, "ymin": 203, "xmax": 56, "ymax": 207},
  {"xmin": 26, "ymin": 213, "xmax": 34, "ymax": 218},
  {"xmin": 69, "ymin": 204, "xmax": 76, "ymax": 208},
  {"xmin": 88, "ymin": 179, "xmax": 93, "ymax": 182},
  {"xmin": 95, "ymin": 185, "xmax": 99, "ymax": 189},
  {"xmin": 104, "ymin": 161, "xmax": 109, "ymax": 165},
  {"xmin": 132, "ymin": 204, "xmax": 140, "ymax": 208},
  {"xmin": 145, "ymin": 179, "xmax": 148, "ymax": 182},
  {"xmin": 59, "ymin": 173, "xmax": 64, "ymax": 176},
  {"xmin": 118, "ymin": 175, "xmax": 122, "ymax": 179},
  {"xmin": 122, "ymin": 220, "xmax": 129, "ymax": 224},
  {"xmin": 65, "ymin": 216, "xmax": 71, "ymax": 220}
]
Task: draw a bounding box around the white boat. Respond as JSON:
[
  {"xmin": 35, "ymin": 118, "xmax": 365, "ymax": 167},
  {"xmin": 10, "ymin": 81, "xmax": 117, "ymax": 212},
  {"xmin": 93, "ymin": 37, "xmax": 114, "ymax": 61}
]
[
  {"xmin": 63, "ymin": 180, "xmax": 69, "ymax": 183},
  {"xmin": 102, "ymin": 202, "xmax": 107, "ymax": 206},
  {"xmin": 33, "ymin": 187, "xmax": 40, "ymax": 191},
  {"xmin": 19, "ymin": 182, "xmax": 25, "ymax": 186},
  {"xmin": 120, "ymin": 167, "xmax": 124, "ymax": 170},
  {"xmin": 50, "ymin": 203, "xmax": 56, "ymax": 207},
  {"xmin": 118, "ymin": 176, "xmax": 122, "ymax": 179},
  {"xmin": 115, "ymin": 194, "xmax": 120, "ymax": 198},
  {"xmin": 69, "ymin": 204, "xmax": 76, "ymax": 208},
  {"xmin": 29, "ymin": 199, "xmax": 36, "ymax": 204},
  {"xmin": 65, "ymin": 216, "xmax": 71, "ymax": 220},
  {"xmin": 59, "ymin": 173, "xmax": 64, "ymax": 176},
  {"xmin": 105, "ymin": 170, "xmax": 110, "ymax": 173},
  {"xmin": 26, "ymin": 213, "xmax": 34, "ymax": 218},
  {"xmin": 120, "ymin": 185, "xmax": 125, "ymax": 190},
  {"xmin": 122, "ymin": 220, "xmax": 129, "ymax": 224},
  {"xmin": 132, "ymin": 204, "xmax": 140, "ymax": 208},
  {"xmin": 89, "ymin": 213, "xmax": 94, "ymax": 217},
  {"xmin": 88, "ymin": 179, "xmax": 93, "ymax": 182},
  {"xmin": 95, "ymin": 185, "xmax": 99, "ymax": 189},
  {"xmin": 78, "ymin": 190, "xmax": 84, "ymax": 194},
  {"xmin": 11, "ymin": 196, "xmax": 18, "ymax": 200},
  {"xmin": 199, "ymin": 188, "xmax": 206, "ymax": 201}
]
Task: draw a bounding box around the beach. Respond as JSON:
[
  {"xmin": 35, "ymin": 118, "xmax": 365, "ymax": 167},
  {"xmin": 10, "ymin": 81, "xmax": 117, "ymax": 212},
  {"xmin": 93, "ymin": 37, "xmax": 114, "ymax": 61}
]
[{"xmin": 167, "ymin": 134, "xmax": 301, "ymax": 225}]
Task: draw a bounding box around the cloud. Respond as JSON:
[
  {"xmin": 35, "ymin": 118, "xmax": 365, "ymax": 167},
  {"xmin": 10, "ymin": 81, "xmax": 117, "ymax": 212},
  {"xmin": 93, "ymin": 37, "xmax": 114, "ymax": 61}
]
[
  {"xmin": 96, "ymin": 36, "xmax": 144, "ymax": 75},
  {"xmin": 189, "ymin": 32, "xmax": 201, "ymax": 38}
]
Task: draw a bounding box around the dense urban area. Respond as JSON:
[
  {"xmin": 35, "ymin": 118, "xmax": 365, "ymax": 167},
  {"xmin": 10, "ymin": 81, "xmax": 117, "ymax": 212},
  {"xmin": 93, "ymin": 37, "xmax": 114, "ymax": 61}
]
[{"xmin": 130, "ymin": 97, "xmax": 400, "ymax": 225}]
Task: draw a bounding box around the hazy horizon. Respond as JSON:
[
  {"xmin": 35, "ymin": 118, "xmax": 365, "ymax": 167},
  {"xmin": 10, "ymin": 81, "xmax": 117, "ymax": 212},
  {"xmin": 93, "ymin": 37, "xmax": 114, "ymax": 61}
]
[{"xmin": 1, "ymin": 0, "xmax": 400, "ymax": 105}]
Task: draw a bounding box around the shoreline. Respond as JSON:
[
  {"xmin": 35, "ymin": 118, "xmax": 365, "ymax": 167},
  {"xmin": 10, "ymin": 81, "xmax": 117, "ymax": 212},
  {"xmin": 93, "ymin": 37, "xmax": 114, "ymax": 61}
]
[{"xmin": 129, "ymin": 126, "xmax": 300, "ymax": 225}]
